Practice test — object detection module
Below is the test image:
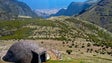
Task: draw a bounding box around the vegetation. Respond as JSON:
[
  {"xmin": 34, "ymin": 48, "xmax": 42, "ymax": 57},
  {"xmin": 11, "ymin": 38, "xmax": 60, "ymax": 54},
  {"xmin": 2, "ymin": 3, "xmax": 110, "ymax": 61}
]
[
  {"xmin": 66, "ymin": 49, "xmax": 73, "ymax": 54},
  {"xmin": 47, "ymin": 60, "xmax": 84, "ymax": 63},
  {"xmin": 0, "ymin": 17, "xmax": 112, "ymax": 48},
  {"xmin": 0, "ymin": 0, "xmax": 112, "ymax": 63}
]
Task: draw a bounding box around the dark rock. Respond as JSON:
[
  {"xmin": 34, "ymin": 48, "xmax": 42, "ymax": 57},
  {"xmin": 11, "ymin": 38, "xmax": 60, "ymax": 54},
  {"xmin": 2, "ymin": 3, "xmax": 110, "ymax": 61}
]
[{"xmin": 2, "ymin": 41, "xmax": 47, "ymax": 63}]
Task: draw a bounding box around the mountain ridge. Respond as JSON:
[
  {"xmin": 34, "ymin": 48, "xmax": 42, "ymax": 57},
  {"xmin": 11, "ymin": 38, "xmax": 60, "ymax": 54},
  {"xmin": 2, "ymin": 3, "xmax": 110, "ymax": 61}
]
[
  {"xmin": 51, "ymin": 0, "xmax": 99, "ymax": 17},
  {"xmin": 51, "ymin": 2, "xmax": 91, "ymax": 16}
]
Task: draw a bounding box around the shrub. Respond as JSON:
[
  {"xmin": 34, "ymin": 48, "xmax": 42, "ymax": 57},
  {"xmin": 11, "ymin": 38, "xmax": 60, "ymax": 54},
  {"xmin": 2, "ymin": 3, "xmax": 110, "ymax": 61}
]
[
  {"xmin": 66, "ymin": 49, "xmax": 73, "ymax": 55},
  {"xmin": 81, "ymin": 45, "xmax": 85, "ymax": 48},
  {"xmin": 95, "ymin": 50, "xmax": 99, "ymax": 53},
  {"xmin": 87, "ymin": 43, "xmax": 91, "ymax": 47},
  {"xmin": 75, "ymin": 45, "xmax": 78, "ymax": 48}
]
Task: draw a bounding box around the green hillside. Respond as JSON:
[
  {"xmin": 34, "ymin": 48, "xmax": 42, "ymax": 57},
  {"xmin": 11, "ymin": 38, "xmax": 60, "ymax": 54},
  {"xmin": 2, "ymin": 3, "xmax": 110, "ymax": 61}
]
[{"xmin": 0, "ymin": 17, "xmax": 112, "ymax": 47}]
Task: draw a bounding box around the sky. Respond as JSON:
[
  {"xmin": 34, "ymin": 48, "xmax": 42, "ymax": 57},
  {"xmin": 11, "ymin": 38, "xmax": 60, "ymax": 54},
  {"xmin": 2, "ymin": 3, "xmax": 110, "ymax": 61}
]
[{"xmin": 19, "ymin": 0, "xmax": 87, "ymax": 10}]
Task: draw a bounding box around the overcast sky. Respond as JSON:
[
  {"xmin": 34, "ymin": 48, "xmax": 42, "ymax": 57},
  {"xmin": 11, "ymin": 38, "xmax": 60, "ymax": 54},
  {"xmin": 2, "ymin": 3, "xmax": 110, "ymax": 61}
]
[{"xmin": 19, "ymin": 0, "xmax": 87, "ymax": 9}]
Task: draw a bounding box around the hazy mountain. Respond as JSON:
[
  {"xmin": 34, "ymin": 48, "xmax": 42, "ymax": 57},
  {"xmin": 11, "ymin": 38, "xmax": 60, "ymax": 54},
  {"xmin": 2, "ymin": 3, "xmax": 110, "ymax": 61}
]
[
  {"xmin": 0, "ymin": 0, "xmax": 37, "ymax": 20},
  {"xmin": 34, "ymin": 9, "xmax": 59, "ymax": 18},
  {"xmin": 79, "ymin": 0, "xmax": 112, "ymax": 32}
]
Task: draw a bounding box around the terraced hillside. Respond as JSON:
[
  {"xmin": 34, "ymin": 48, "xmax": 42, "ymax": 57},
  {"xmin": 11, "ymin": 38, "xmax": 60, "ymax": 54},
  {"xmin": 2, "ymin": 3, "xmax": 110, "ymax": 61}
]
[{"xmin": 0, "ymin": 17, "xmax": 112, "ymax": 47}]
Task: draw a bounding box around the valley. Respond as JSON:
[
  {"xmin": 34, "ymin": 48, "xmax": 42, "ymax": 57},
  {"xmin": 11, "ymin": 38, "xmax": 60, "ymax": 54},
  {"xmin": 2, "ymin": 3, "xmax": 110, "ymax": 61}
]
[{"xmin": 0, "ymin": 0, "xmax": 112, "ymax": 63}]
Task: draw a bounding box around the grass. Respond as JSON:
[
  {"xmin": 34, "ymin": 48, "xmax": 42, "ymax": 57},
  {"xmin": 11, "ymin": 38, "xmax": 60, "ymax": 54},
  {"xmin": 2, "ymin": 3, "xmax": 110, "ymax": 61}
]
[
  {"xmin": 0, "ymin": 40, "xmax": 112, "ymax": 63},
  {"xmin": 0, "ymin": 59, "xmax": 84, "ymax": 63},
  {"xmin": 0, "ymin": 17, "xmax": 112, "ymax": 47},
  {"xmin": 47, "ymin": 60, "xmax": 84, "ymax": 63},
  {"xmin": 0, "ymin": 28, "xmax": 33, "ymax": 40},
  {"xmin": 0, "ymin": 60, "xmax": 5, "ymax": 63},
  {"xmin": 0, "ymin": 17, "xmax": 112, "ymax": 63}
]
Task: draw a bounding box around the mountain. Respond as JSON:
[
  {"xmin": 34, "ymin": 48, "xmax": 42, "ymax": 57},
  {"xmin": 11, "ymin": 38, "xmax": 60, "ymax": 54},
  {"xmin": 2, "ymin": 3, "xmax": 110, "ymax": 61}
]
[
  {"xmin": 79, "ymin": 0, "xmax": 112, "ymax": 32},
  {"xmin": 51, "ymin": 0, "xmax": 99, "ymax": 17},
  {"xmin": 0, "ymin": 0, "xmax": 37, "ymax": 20},
  {"xmin": 34, "ymin": 9, "xmax": 59, "ymax": 18},
  {"xmin": 52, "ymin": 2, "xmax": 90, "ymax": 16}
]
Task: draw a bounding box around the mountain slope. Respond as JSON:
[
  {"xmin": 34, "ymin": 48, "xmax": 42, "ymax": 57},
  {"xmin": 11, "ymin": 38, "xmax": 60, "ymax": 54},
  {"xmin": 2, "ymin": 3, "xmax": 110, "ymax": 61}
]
[
  {"xmin": 0, "ymin": 17, "xmax": 112, "ymax": 47},
  {"xmin": 79, "ymin": 0, "xmax": 112, "ymax": 32},
  {"xmin": 52, "ymin": 2, "xmax": 91, "ymax": 16},
  {"xmin": 52, "ymin": 0, "xmax": 99, "ymax": 17},
  {"xmin": 0, "ymin": 0, "xmax": 37, "ymax": 20}
]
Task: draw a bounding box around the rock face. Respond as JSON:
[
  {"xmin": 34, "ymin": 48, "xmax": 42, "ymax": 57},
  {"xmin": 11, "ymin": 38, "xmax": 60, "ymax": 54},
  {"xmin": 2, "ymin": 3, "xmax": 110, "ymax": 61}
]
[
  {"xmin": 2, "ymin": 41, "xmax": 47, "ymax": 63},
  {"xmin": 79, "ymin": 0, "xmax": 112, "ymax": 32},
  {"xmin": 0, "ymin": 0, "xmax": 37, "ymax": 20}
]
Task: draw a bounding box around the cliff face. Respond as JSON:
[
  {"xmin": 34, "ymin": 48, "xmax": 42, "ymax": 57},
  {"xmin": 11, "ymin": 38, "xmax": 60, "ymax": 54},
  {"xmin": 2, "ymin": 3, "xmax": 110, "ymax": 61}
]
[
  {"xmin": 0, "ymin": 0, "xmax": 37, "ymax": 20},
  {"xmin": 79, "ymin": 0, "xmax": 112, "ymax": 32}
]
